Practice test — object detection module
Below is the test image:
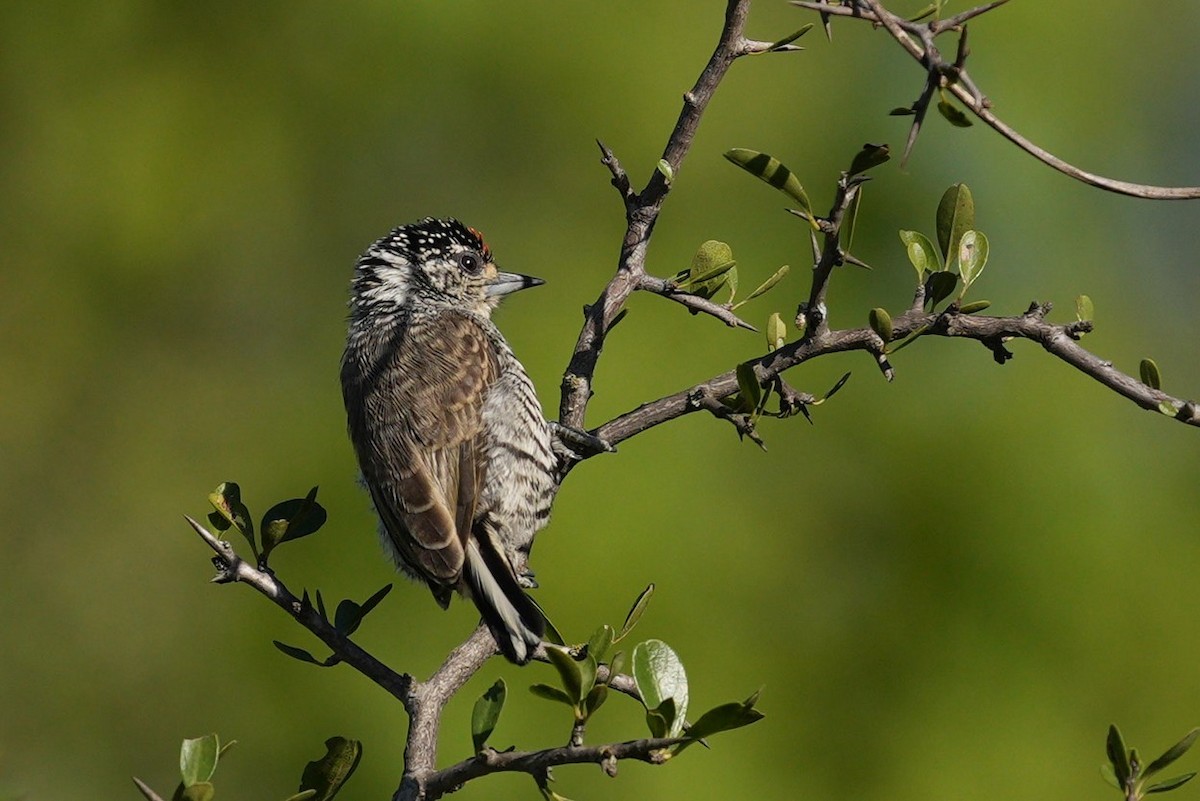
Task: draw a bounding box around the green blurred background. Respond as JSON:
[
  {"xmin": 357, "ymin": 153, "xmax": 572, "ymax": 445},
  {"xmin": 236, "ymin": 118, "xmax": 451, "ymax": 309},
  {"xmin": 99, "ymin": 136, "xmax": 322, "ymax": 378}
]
[{"xmin": 3, "ymin": 1, "xmax": 1200, "ymax": 799}]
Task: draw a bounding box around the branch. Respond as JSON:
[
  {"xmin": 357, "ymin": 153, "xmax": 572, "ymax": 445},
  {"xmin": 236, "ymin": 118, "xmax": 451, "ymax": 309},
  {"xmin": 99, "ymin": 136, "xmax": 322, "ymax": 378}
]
[
  {"xmin": 582, "ymin": 302, "xmax": 1198, "ymax": 452},
  {"xmin": 559, "ymin": 0, "xmax": 757, "ymax": 431},
  {"xmin": 425, "ymin": 737, "xmax": 684, "ymax": 801},
  {"xmin": 793, "ymin": 0, "xmax": 1200, "ymax": 199},
  {"xmin": 637, "ymin": 274, "xmax": 758, "ymax": 330},
  {"xmin": 184, "ymin": 516, "xmax": 413, "ymax": 703}
]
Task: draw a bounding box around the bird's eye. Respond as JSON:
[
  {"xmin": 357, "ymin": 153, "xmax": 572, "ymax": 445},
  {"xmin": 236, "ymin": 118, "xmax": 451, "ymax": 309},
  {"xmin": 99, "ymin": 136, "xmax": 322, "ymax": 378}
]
[{"xmin": 458, "ymin": 252, "xmax": 482, "ymax": 274}]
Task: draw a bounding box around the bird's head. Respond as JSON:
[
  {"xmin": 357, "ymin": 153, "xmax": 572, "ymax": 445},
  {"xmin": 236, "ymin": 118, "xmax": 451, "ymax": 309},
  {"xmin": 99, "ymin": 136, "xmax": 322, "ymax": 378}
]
[{"xmin": 349, "ymin": 218, "xmax": 543, "ymax": 321}]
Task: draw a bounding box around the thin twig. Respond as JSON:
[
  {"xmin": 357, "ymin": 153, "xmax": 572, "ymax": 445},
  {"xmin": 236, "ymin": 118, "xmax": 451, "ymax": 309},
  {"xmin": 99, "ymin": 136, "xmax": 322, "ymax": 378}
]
[
  {"xmin": 805, "ymin": 0, "xmax": 1200, "ymax": 199},
  {"xmin": 637, "ymin": 275, "xmax": 758, "ymax": 330}
]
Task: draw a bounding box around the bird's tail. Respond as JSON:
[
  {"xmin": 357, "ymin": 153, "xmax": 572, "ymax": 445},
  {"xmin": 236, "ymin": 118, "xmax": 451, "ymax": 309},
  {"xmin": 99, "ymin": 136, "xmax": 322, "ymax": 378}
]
[{"xmin": 463, "ymin": 526, "xmax": 545, "ymax": 664}]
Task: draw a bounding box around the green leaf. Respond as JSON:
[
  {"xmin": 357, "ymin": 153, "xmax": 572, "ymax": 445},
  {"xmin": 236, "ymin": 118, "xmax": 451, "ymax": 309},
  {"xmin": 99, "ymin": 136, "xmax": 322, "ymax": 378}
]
[
  {"xmin": 958, "ymin": 300, "xmax": 991, "ymax": 314},
  {"xmin": 178, "ymin": 783, "xmax": 214, "ymax": 801},
  {"xmin": 684, "ymin": 701, "xmax": 765, "ymax": 741},
  {"xmin": 273, "ymin": 640, "xmax": 326, "ymax": 667},
  {"xmin": 529, "ymin": 683, "xmax": 574, "ymax": 706},
  {"xmin": 333, "ymin": 584, "xmax": 392, "ymax": 637},
  {"xmin": 1140, "ymin": 358, "xmax": 1162, "ymax": 390},
  {"xmin": 736, "ymin": 362, "xmax": 762, "ymax": 414},
  {"xmin": 656, "ymin": 159, "xmax": 674, "ymax": 185},
  {"xmin": 1160, "ymin": 401, "xmax": 1179, "ymax": 417},
  {"xmin": 924, "ymin": 271, "xmax": 959, "ymax": 310},
  {"xmin": 578, "ymin": 654, "xmax": 598, "ymax": 702},
  {"xmin": 546, "ymin": 646, "xmax": 584, "ymax": 704},
  {"xmin": 180, "ymin": 734, "xmax": 219, "ymax": 787},
  {"xmin": 619, "ymin": 584, "xmax": 654, "ymax": 641},
  {"xmin": 1145, "ymin": 729, "xmax": 1200, "ymax": 779},
  {"xmin": 848, "ymin": 142, "xmax": 891, "ymax": 176},
  {"xmin": 471, "ymin": 679, "xmax": 507, "ymax": 753},
  {"xmin": 723, "ymin": 148, "xmax": 815, "ymax": 223},
  {"xmin": 735, "ymin": 264, "xmax": 790, "ymax": 307},
  {"xmin": 1147, "ymin": 773, "xmax": 1198, "ymax": 794},
  {"xmin": 1108, "ymin": 724, "xmax": 1132, "ymax": 787},
  {"xmin": 1101, "ymin": 762, "xmax": 1121, "ymax": 789},
  {"xmin": 957, "ymin": 230, "xmax": 989, "ymax": 291},
  {"xmin": 587, "ymin": 625, "xmax": 614, "ymax": 664},
  {"xmin": 936, "ymin": 183, "xmax": 975, "ymax": 265},
  {"xmin": 1076, "ymin": 294, "xmax": 1095, "ymax": 322},
  {"xmin": 898, "ymin": 230, "xmax": 940, "ymax": 281},
  {"xmin": 765, "ymin": 312, "xmax": 786, "ymax": 352},
  {"xmin": 889, "ymin": 106, "xmax": 916, "ymax": 116},
  {"xmin": 842, "ymin": 187, "xmax": 862, "ymax": 253},
  {"xmin": 819, "ymin": 372, "xmax": 851, "ymax": 403},
  {"xmin": 937, "ymin": 98, "xmax": 973, "ymax": 127},
  {"xmin": 633, "ymin": 639, "xmax": 689, "ymax": 738},
  {"xmin": 260, "ymin": 487, "xmax": 327, "ymax": 558},
  {"xmin": 584, "ymin": 683, "xmax": 609, "ymax": 717},
  {"xmin": 607, "ymin": 650, "xmax": 626, "ymax": 680},
  {"xmin": 207, "ymin": 482, "xmax": 256, "ymax": 557},
  {"xmin": 541, "ymin": 610, "xmax": 566, "ymax": 646},
  {"xmin": 682, "ymin": 240, "xmax": 736, "ymax": 299},
  {"xmin": 764, "ymin": 23, "xmax": 813, "ymax": 51},
  {"xmin": 868, "ymin": 308, "xmax": 893, "ymax": 344},
  {"xmin": 298, "ymin": 737, "xmax": 362, "ymax": 801},
  {"xmin": 645, "ymin": 700, "xmax": 673, "ymax": 739}
]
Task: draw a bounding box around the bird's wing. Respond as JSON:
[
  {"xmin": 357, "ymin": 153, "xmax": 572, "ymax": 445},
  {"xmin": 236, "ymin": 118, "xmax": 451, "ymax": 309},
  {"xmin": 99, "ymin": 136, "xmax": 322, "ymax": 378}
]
[{"xmin": 350, "ymin": 313, "xmax": 497, "ymax": 588}]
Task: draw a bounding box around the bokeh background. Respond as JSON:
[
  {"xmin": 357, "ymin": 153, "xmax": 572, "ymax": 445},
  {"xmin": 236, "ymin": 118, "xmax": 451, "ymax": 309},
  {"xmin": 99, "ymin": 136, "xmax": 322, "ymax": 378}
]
[{"xmin": 3, "ymin": 1, "xmax": 1200, "ymax": 799}]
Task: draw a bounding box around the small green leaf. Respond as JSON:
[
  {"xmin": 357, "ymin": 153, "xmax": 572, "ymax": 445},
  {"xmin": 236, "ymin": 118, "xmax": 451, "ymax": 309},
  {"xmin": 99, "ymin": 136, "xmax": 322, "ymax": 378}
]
[
  {"xmin": 735, "ymin": 264, "xmax": 790, "ymax": 307},
  {"xmin": 578, "ymin": 654, "xmax": 598, "ymax": 702},
  {"xmin": 529, "ymin": 683, "xmax": 574, "ymax": 706},
  {"xmin": 957, "ymin": 230, "xmax": 989, "ymax": 291},
  {"xmin": 682, "ymin": 240, "xmax": 736, "ymax": 299},
  {"xmin": 684, "ymin": 701, "xmax": 765, "ymax": 741},
  {"xmin": 645, "ymin": 701, "xmax": 673, "ymax": 739},
  {"xmin": 898, "ymin": 230, "xmax": 941, "ymax": 280},
  {"xmin": 541, "ymin": 610, "xmax": 566, "ymax": 647},
  {"xmin": 1147, "ymin": 773, "xmax": 1198, "ymax": 794},
  {"xmin": 1108, "ymin": 724, "xmax": 1132, "ymax": 787},
  {"xmin": 889, "ymin": 106, "xmax": 916, "ymax": 116},
  {"xmin": 584, "ymin": 683, "xmax": 609, "ymax": 717},
  {"xmin": 273, "ymin": 641, "xmax": 326, "ymax": 666},
  {"xmin": 471, "ymin": 679, "xmax": 507, "ymax": 753},
  {"xmin": 178, "ymin": 783, "xmax": 214, "ymax": 801},
  {"xmin": 260, "ymin": 488, "xmax": 327, "ymax": 559},
  {"xmin": 619, "ymin": 584, "xmax": 654, "ymax": 641},
  {"xmin": 1076, "ymin": 294, "xmax": 1095, "ymax": 322},
  {"xmin": 633, "ymin": 640, "xmax": 688, "ymax": 738},
  {"xmin": 868, "ymin": 308, "xmax": 893, "ymax": 344},
  {"xmin": 937, "ymin": 98, "xmax": 973, "ymax": 127},
  {"xmin": 207, "ymin": 482, "xmax": 256, "ymax": 557},
  {"xmin": 333, "ymin": 585, "xmax": 392, "ymax": 637},
  {"xmin": 607, "ymin": 650, "xmax": 627, "ymax": 681},
  {"xmin": 819, "ymin": 372, "xmax": 851, "ymax": 403},
  {"xmin": 765, "ymin": 312, "xmax": 786, "ymax": 352},
  {"xmin": 936, "ymin": 183, "xmax": 975, "ymax": 265},
  {"xmin": 764, "ymin": 23, "xmax": 813, "ymax": 51},
  {"xmin": 959, "ymin": 300, "xmax": 991, "ymax": 314},
  {"xmin": 656, "ymin": 159, "xmax": 674, "ymax": 185},
  {"xmin": 546, "ymin": 646, "xmax": 584, "ymax": 703},
  {"xmin": 1140, "ymin": 358, "xmax": 1162, "ymax": 390},
  {"xmin": 723, "ymin": 148, "xmax": 814, "ymax": 222},
  {"xmin": 298, "ymin": 737, "xmax": 362, "ymax": 801},
  {"xmin": 1145, "ymin": 729, "xmax": 1200, "ymax": 780},
  {"xmin": 1160, "ymin": 401, "xmax": 1179, "ymax": 416},
  {"xmin": 736, "ymin": 362, "xmax": 762, "ymax": 413},
  {"xmin": 587, "ymin": 625, "xmax": 614, "ymax": 663},
  {"xmin": 924, "ymin": 271, "xmax": 959, "ymax": 310},
  {"xmin": 848, "ymin": 142, "xmax": 891, "ymax": 176},
  {"xmin": 1101, "ymin": 762, "xmax": 1121, "ymax": 789},
  {"xmin": 180, "ymin": 735, "xmax": 219, "ymax": 787}
]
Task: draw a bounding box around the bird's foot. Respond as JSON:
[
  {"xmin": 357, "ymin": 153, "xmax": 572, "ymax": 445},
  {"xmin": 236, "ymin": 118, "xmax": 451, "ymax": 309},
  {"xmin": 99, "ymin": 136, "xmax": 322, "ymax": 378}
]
[{"xmin": 548, "ymin": 421, "xmax": 615, "ymax": 462}]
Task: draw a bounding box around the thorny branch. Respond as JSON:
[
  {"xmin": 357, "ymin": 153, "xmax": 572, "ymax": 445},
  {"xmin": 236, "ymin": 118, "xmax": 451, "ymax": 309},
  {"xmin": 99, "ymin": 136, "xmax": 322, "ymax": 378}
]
[{"xmin": 791, "ymin": 0, "xmax": 1200, "ymax": 199}]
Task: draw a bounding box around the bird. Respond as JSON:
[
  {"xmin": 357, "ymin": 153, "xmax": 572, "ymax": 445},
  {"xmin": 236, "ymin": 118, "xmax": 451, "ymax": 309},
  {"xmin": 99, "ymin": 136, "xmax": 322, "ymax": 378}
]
[{"xmin": 340, "ymin": 217, "xmax": 556, "ymax": 664}]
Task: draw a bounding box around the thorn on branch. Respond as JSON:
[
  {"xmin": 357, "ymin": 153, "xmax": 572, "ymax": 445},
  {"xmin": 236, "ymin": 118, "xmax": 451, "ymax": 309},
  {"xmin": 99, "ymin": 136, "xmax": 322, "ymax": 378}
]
[{"xmin": 688, "ymin": 386, "xmax": 765, "ymax": 449}]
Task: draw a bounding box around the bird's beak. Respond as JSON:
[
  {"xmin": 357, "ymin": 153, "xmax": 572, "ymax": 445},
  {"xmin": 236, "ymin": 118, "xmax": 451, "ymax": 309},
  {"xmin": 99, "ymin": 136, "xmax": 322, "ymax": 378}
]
[{"xmin": 486, "ymin": 271, "xmax": 545, "ymax": 297}]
